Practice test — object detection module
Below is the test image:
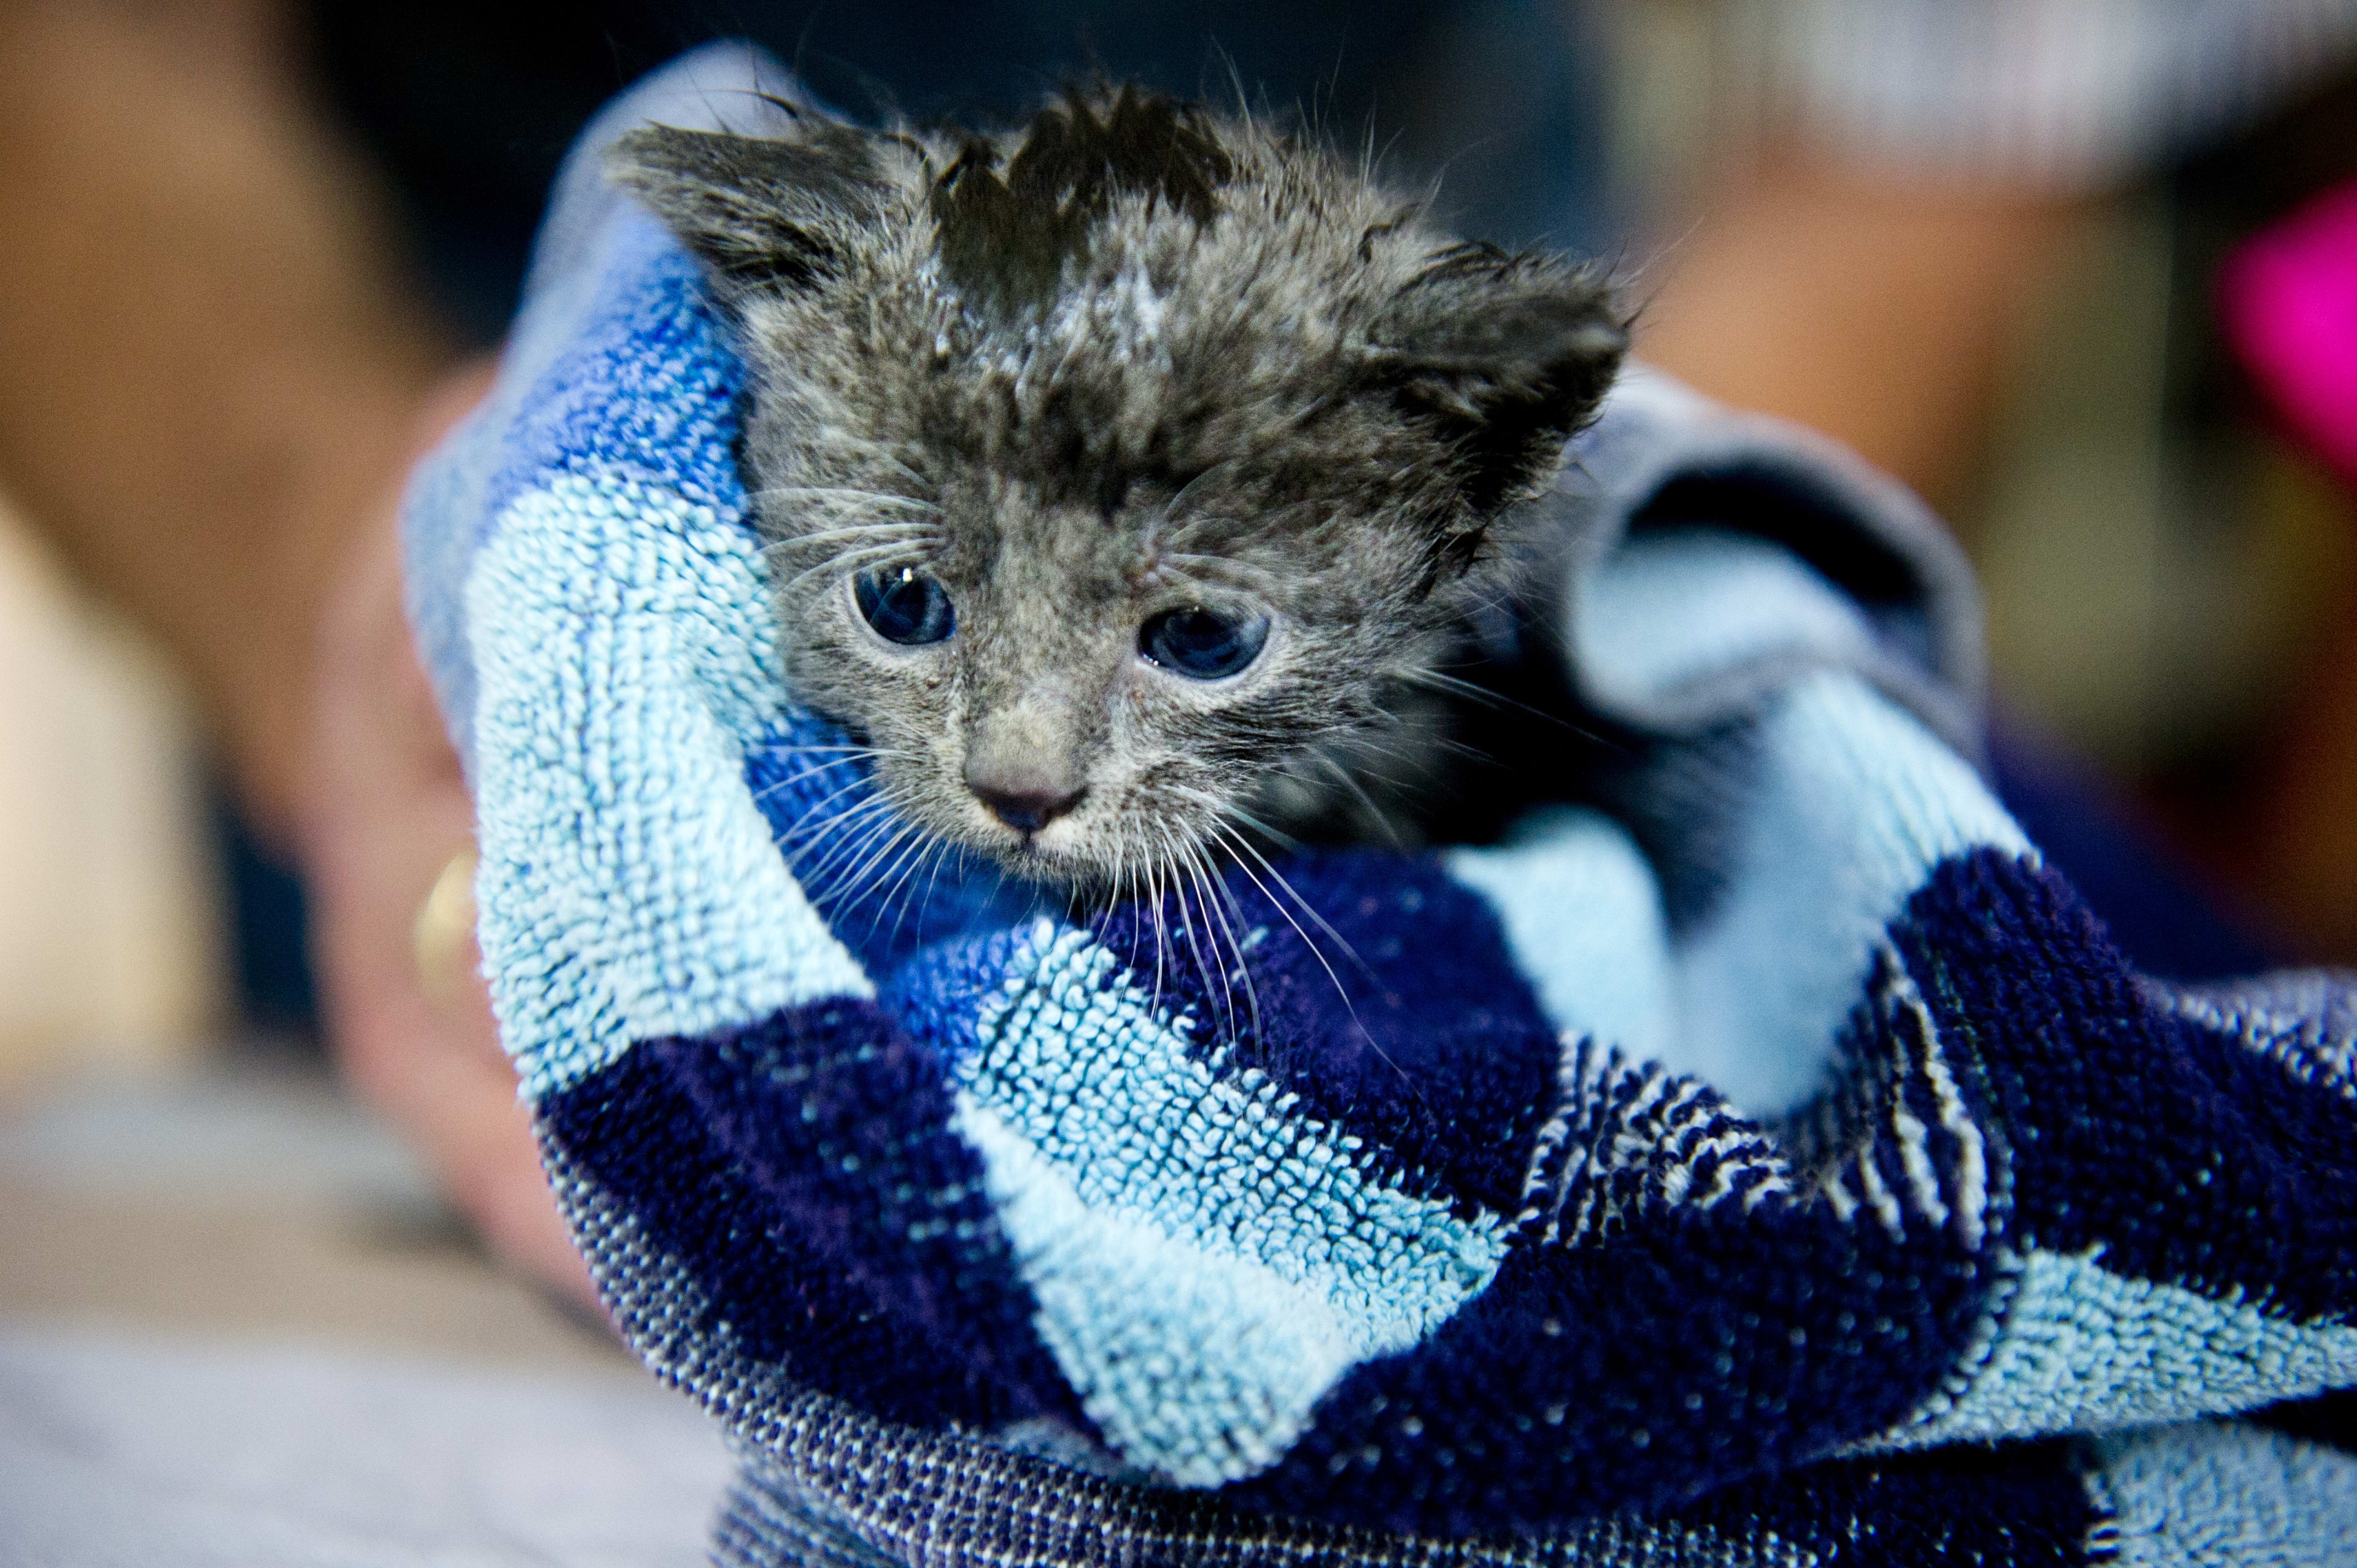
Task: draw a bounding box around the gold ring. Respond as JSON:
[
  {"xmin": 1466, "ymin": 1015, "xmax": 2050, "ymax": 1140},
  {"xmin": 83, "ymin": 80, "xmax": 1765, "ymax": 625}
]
[{"xmin": 412, "ymin": 846, "xmax": 480, "ymax": 1009}]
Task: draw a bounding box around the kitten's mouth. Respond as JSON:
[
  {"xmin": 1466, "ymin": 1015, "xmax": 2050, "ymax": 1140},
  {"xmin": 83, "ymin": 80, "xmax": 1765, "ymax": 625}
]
[
  {"xmin": 964, "ymin": 814, "xmax": 1113, "ymax": 892},
  {"xmin": 997, "ymin": 827, "xmax": 1082, "ymax": 875}
]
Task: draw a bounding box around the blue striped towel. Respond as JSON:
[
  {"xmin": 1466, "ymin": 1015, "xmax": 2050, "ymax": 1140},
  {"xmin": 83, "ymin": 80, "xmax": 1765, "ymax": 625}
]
[{"xmin": 405, "ymin": 45, "xmax": 2357, "ymax": 1567}]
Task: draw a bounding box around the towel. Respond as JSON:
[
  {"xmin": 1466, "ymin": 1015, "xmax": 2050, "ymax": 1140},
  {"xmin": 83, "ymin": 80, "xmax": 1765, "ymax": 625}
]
[{"xmin": 405, "ymin": 45, "xmax": 2357, "ymax": 1567}]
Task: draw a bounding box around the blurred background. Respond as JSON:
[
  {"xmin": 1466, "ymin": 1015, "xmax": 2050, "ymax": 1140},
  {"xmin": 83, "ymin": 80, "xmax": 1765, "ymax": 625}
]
[{"xmin": 2, "ymin": 0, "xmax": 2353, "ymax": 1088}]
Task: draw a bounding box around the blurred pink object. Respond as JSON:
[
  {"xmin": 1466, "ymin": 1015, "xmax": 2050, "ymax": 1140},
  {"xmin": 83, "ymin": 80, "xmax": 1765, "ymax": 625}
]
[{"xmin": 2220, "ymin": 177, "xmax": 2357, "ymax": 487}]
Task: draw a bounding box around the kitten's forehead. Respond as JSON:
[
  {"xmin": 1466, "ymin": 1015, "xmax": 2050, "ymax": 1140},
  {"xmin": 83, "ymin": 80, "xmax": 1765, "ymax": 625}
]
[
  {"xmin": 920, "ymin": 247, "xmax": 1418, "ymax": 530},
  {"xmin": 668, "ymin": 81, "xmax": 1621, "ymax": 597},
  {"xmin": 1035, "ymin": 258, "xmax": 1176, "ymax": 366},
  {"xmin": 903, "ymin": 88, "xmax": 1413, "ymax": 478},
  {"xmin": 927, "ymin": 83, "xmax": 1239, "ymax": 320}
]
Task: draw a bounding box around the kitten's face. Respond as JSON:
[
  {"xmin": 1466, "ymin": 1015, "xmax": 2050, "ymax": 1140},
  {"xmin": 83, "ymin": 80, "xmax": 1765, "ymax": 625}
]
[
  {"xmin": 612, "ymin": 88, "xmax": 1624, "ymax": 891},
  {"xmin": 761, "ymin": 423, "xmax": 1458, "ymax": 892}
]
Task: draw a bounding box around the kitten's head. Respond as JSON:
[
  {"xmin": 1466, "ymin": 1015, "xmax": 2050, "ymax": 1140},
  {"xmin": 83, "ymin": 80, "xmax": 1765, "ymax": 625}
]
[{"xmin": 611, "ymin": 85, "xmax": 1624, "ymax": 892}]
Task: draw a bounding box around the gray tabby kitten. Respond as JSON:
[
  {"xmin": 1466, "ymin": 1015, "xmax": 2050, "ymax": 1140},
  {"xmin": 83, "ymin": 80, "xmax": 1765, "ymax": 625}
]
[{"xmin": 610, "ymin": 85, "xmax": 1624, "ymax": 896}]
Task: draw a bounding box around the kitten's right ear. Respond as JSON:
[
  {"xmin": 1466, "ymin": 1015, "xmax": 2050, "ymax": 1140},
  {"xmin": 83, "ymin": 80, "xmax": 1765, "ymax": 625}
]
[
  {"xmin": 606, "ymin": 123, "xmax": 883, "ymax": 301},
  {"xmin": 1361, "ymin": 244, "xmax": 1627, "ymax": 517}
]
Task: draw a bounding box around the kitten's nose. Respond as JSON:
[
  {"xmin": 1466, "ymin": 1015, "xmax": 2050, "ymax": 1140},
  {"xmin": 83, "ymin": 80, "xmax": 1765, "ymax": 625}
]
[{"xmin": 966, "ymin": 766, "xmax": 1085, "ymax": 836}]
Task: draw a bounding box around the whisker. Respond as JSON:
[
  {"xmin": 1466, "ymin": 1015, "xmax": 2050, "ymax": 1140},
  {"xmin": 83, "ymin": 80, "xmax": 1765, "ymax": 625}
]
[
  {"xmin": 1212, "ymin": 809, "xmax": 1376, "ymax": 981},
  {"xmin": 1142, "ymin": 462, "xmax": 1234, "ymax": 546},
  {"xmin": 785, "ymin": 797, "xmax": 900, "ymax": 887},
  {"xmin": 827, "ymin": 819, "xmax": 920, "ymax": 914},
  {"xmin": 759, "ymin": 524, "xmax": 939, "ymax": 557},
  {"xmin": 1178, "ymin": 835, "xmax": 1247, "ymax": 1049},
  {"xmin": 898, "ymin": 835, "xmax": 962, "ymax": 951},
  {"xmin": 857, "ymin": 825, "xmax": 938, "ymax": 943},
  {"xmin": 1181, "ymin": 830, "xmax": 1261, "ymax": 1048},
  {"xmin": 749, "ymin": 751, "xmax": 883, "ymax": 805},
  {"xmin": 1391, "ymin": 665, "xmax": 1619, "ymax": 750},
  {"xmin": 1201, "ymin": 797, "xmax": 1303, "ymax": 856},
  {"xmin": 749, "ymin": 485, "xmax": 941, "ymax": 514},
  {"xmin": 1145, "ymin": 833, "xmax": 1172, "ymax": 1023},
  {"xmin": 864, "ymin": 452, "xmax": 932, "ymax": 490},
  {"xmin": 1155, "ymin": 549, "xmax": 1286, "ymax": 598},
  {"xmin": 1165, "ymin": 833, "xmax": 1221, "ymax": 1041},
  {"xmin": 785, "ymin": 810, "xmax": 897, "ymax": 897},
  {"xmin": 1205, "ymin": 820, "xmax": 1404, "ymax": 1081},
  {"xmin": 1312, "ymin": 752, "xmax": 1409, "ymax": 848},
  {"xmin": 776, "ymin": 541, "xmax": 925, "ymax": 593},
  {"xmin": 769, "ymin": 772, "xmax": 890, "ymax": 840},
  {"xmin": 773, "ymin": 800, "xmax": 891, "ymax": 873}
]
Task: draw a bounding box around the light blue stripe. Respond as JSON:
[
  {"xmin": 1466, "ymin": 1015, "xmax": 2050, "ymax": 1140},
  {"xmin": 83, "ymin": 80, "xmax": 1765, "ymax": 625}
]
[
  {"xmin": 2096, "ymin": 1423, "xmax": 2357, "ymax": 1567},
  {"xmin": 956, "ymin": 1100, "xmax": 1365, "ymax": 1486},
  {"xmin": 951, "ymin": 920, "xmax": 1507, "ymax": 1483},
  {"xmin": 469, "ymin": 468, "xmax": 870, "ymax": 1099},
  {"xmin": 1670, "ymin": 671, "xmax": 2032, "ymax": 1114},
  {"xmin": 1873, "ymin": 1246, "xmax": 2357, "ymax": 1450},
  {"xmin": 1573, "ymin": 528, "xmax": 1881, "ymax": 713},
  {"xmin": 1446, "ymin": 806, "xmax": 1675, "ymax": 1064},
  {"xmin": 401, "ymin": 198, "xmax": 636, "ymax": 773}
]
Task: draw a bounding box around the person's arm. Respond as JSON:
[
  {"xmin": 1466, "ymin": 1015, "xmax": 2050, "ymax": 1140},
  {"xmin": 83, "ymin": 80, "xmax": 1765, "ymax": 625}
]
[
  {"xmin": 0, "ymin": 0, "xmax": 443, "ymax": 832},
  {"xmin": 0, "ymin": 0, "xmax": 591, "ymax": 1303}
]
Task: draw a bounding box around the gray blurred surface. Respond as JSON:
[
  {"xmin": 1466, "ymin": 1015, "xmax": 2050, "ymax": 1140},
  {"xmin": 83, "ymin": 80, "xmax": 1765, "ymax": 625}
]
[
  {"xmin": 0, "ymin": 1062, "xmax": 435, "ymax": 1208},
  {"xmin": 0, "ymin": 1328, "xmax": 731, "ymax": 1567},
  {"xmin": 0, "ymin": 1064, "xmax": 732, "ymax": 1564}
]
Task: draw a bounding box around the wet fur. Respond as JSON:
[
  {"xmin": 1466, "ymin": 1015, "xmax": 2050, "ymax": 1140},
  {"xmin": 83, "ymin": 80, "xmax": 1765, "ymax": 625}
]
[{"xmin": 610, "ymin": 84, "xmax": 1625, "ymax": 898}]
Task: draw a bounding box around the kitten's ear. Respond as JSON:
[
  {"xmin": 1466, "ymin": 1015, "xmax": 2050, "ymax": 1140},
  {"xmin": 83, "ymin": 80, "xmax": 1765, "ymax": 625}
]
[
  {"xmin": 1363, "ymin": 244, "xmax": 1627, "ymax": 514},
  {"xmin": 606, "ymin": 122, "xmax": 884, "ymax": 301}
]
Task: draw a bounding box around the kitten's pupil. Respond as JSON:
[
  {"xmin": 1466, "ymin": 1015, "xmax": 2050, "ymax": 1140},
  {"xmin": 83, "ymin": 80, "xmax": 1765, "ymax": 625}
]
[
  {"xmin": 1140, "ymin": 606, "xmax": 1269, "ymax": 679},
  {"xmin": 855, "ymin": 565, "xmax": 955, "ymax": 645}
]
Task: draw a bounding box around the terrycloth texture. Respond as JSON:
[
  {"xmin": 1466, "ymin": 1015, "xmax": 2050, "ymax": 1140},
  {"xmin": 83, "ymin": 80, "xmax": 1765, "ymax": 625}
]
[{"xmin": 407, "ymin": 47, "xmax": 2357, "ymax": 1567}]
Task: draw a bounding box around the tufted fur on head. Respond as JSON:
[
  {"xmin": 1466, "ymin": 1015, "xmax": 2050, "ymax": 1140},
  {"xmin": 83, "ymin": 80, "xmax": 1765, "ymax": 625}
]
[{"xmin": 610, "ymin": 83, "xmax": 1625, "ymax": 900}]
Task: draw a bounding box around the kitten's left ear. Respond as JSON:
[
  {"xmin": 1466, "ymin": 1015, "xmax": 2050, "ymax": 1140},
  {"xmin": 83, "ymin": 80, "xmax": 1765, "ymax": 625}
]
[
  {"xmin": 607, "ymin": 122, "xmax": 884, "ymax": 301},
  {"xmin": 1363, "ymin": 244, "xmax": 1627, "ymax": 514}
]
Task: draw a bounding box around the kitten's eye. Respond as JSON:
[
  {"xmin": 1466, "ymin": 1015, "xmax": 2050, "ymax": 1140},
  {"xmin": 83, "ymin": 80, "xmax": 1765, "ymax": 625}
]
[
  {"xmin": 854, "ymin": 566, "xmax": 955, "ymax": 646},
  {"xmin": 1139, "ymin": 606, "xmax": 1269, "ymax": 680}
]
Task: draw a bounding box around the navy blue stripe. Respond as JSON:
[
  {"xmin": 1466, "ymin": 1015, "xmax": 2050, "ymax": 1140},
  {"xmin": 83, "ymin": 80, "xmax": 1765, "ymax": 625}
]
[
  {"xmin": 1231, "ymin": 846, "xmax": 2357, "ymax": 1533},
  {"xmin": 1223, "ymin": 1180, "xmax": 2002, "ymax": 1531},
  {"xmin": 540, "ymin": 998, "xmax": 1089, "ymax": 1433},
  {"xmin": 1902, "ymin": 849, "xmax": 2357, "ymax": 1323},
  {"xmin": 1676, "ymin": 1439, "xmax": 2099, "ymax": 1567},
  {"xmin": 1086, "ymin": 849, "xmax": 1564, "ymax": 1218}
]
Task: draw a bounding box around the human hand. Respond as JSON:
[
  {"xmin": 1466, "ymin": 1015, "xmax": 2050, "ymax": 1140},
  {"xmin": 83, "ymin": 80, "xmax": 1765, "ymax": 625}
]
[{"xmin": 300, "ymin": 366, "xmax": 598, "ymax": 1310}]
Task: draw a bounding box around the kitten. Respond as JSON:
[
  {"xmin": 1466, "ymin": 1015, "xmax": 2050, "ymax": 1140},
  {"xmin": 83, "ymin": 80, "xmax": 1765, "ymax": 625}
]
[{"xmin": 610, "ymin": 84, "xmax": 1625, "ymax": 897}]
